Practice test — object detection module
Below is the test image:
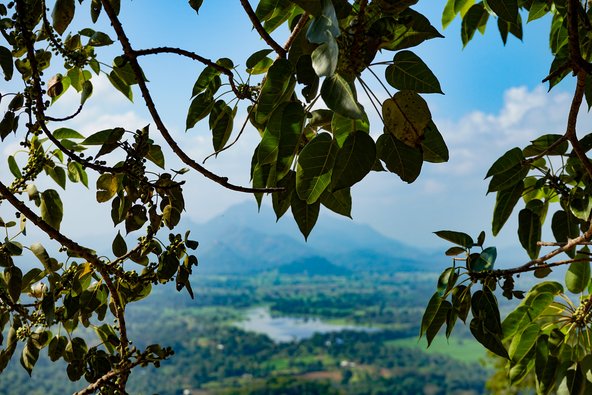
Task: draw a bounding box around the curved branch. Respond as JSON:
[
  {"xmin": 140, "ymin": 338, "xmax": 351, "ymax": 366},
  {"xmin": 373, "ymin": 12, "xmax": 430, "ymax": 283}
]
[
  {"xmin": 133, "ymin": 46, "xmax": 253, "ymax": 101},
  {"xmin": 45, "ymin": 103, "xmax": 84, "ymax": 122},
  {"xmin": 475, "ymin": 222, "xmax": 592, "ymax": 279},
  {"xmin": 239, "ymin": 0, "xmax": 287, "ymax": 58},
  {"xmin": 99, "ymin": 0, "xmax": 282, "ymax": 194}
]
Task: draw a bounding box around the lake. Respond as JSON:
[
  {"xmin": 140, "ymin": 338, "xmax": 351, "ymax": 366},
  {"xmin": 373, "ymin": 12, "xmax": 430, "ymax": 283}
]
[{"xmin": 236, "ymin": 306, "xmax": 378, "ymax": 342}]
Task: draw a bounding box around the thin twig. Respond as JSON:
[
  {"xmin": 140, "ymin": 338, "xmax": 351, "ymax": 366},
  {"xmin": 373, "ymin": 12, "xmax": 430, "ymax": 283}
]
[
  {"xmin": 45, "ymin": 104, "xmax": 84, "ymax": 122},
  {"xmin": 133, "ymin": 47, "xmax": 252, "ymax": 101},
  {"xmin": 537, "ymin": 241, "xmax": 592, "ymax": 246},
  {"xmin": 481, "ymin": 222, "xmax": 592, "ymax": 278},
  {"xmin": 239, "ymin": 0, "xmax": 287, "ymax": 58}
]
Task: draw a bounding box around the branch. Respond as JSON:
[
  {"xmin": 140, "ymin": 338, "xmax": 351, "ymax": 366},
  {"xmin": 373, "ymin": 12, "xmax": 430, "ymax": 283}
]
[
  {"xmin": 282, "ymin": 12, "xmax": 309, "ymax": 53},
  {"xmin": 133, "ymin": 47, "xmax": 252, "ymax": 101},
  {"xmin": 99, "ymin": 0, "xmax": 282, "ymax": 194},
  {"xmin": 479, "ymin": 222, "xmax": 592, "ymax": 278},
  {"xmin": 537, "ymin": 241, "xmax": 592, "ymax": 246},
  {"xmin": 73, "ymin": 361, "xmax": 138, "ymax": 395},
  {"xmin": 565, "ymin": 71, "xmax": 592, "ymax": 179},
  {"xmin": 239, "ymin": 0, "xmax": 287, "ymax": 58},
  {"xmin": 567, "ymin": 0, "xmax": 592, "ymax": 74},
  {"xmin": 45, "ymin": 104, "xmax": 84, "ymax": 122}
]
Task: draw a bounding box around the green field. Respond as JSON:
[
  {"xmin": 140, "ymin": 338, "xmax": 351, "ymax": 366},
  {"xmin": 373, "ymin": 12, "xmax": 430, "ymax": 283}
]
[{"xmin": 388, "ymin": 335, "xmax": 486, "ymax": 363}]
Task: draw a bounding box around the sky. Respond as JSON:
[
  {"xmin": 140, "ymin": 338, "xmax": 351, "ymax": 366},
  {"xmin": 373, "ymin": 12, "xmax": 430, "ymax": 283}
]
[{"xmin": 2, "ymin": 1, "xmax": 590, "ymax": 262}]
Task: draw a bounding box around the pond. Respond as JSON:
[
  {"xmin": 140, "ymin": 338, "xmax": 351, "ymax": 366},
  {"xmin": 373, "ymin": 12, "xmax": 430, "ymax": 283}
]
[{"xmin": 236, "ymin": 307, "xmax": 378, "ymax": 342}]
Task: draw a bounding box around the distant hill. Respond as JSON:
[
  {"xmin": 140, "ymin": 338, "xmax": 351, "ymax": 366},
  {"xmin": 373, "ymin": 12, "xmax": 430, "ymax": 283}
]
[
  {"xmin": 189, "ymin": 201, "xmax": 441, "ymax": 275},
  {"xmin": 275, "ymin": 256, "xmax": 352, "ymax": 276}
]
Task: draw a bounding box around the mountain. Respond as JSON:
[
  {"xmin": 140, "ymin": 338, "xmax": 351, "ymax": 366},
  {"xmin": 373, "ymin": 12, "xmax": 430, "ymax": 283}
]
[
  {"xmin": 276, "ymin": 256, "xmax": 352, "ymax": 276},
  {"xmin": 189, "ymin": 201, "xmax": 441, "ymax": 275}
]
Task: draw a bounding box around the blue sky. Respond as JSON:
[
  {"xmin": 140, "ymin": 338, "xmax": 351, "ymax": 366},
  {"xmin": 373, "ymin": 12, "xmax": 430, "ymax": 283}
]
[{"xmin": 2, "ymin": 2, "xmax": 587, "ymax": 260}]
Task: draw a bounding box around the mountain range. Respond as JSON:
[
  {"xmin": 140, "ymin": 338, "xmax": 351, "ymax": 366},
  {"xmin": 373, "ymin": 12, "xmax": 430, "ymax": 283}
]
[{"xmin": 187, "ymin": 201, "xmax": 443, "ymax": 275}]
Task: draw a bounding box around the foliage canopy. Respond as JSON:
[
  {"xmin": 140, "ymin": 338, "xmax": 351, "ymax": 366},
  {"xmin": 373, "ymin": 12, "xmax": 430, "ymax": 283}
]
[{"xmin": 0, "ymin": 0, "xmax": 591, "ymax": 394}]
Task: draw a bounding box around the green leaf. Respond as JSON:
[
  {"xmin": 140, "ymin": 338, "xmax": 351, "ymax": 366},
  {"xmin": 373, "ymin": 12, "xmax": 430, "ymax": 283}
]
[
  {"xmin": 146, "ymin": 144, "xmax": 165, "ymax": 169},
  {"xmin": 273, "ymin": 171, "xmax": 295, "ymax": 220},
  {"xmin": 369, "ymin": 10, "xmax": 443, "ymax": 51},
  {"xmin": 470, "ymin": 246, "xmax": 497, "ymax": 272},
  {"xmin": 311, "ymin": 35, "xmax": 339, "ymax": 77},
  {"xmin": 96, "ymin": 173, "xmax": 121, "ymax": 202},
  {"xmin": 5, "ymin": 266, "xmax": 22, "ymax": 303},
  {"xmin": 420, "ymin": 292, "xmax": 443, "ymax": 337},
  {"xmin": 487, "ymin": 163, "xmax": 529, "ymax": 193},
  {"xmin": 426, "ymin": 300, "xmax": 451, "ymax": 347},
  {"xmin": 442, "ymin": 0, "xmax": 456, "ymax": 29},
  {"xmin": 275, "ymin": 103, "xmax": 304, "ymax": 178},
  {"xmin": 492, "ymin": 180, "xmax": 524, "ymax": 236},
  {"xmin": 487, "ymin": 0, "xmax": 518, "ymax": 24},
  {"xmin": 257, "ymin": 102, "xmax": 304, "ymax": 176},
  {"xmin": 188, "ymin": 0, "xmax": 203, "ymax": 13},
  {"xmin": 296, "ymin": 133, "xmax": 337, "ymax": 204},
  {"xmin": 88, "ymin": 31, "xmax": 113, "ymax": 46},
  {"xmin": 186, "ymin": 92, "xmax": 214, "ymax": 130},
  {"xmin": 45, "ymin": 165, "xmax": 67, "ymax": 190},
  {"xmin": 486, "ymin": 147, "xmax": 524, "ymax": 178},
  {"xmin": 209, "ymin": 100, "xmax": 235, "ymax": 152},
  {"xmin": 7, "ymin": 155, "xmax": 21, "ymax": 178},
  {"xmin": 376, "ymin": 133, "xmax": 423, "ymax": 183},
  {"xmin": 508, "ymin": 322, "xmax": 540, "ymax": 363},
  {"xmin": 320, "ymin": 188, "xmax": 352, "ymax": 218},
  {"xmin": 291, "ymin": 194, "xmax": 320, "ymax": 240},
  {"xmin": 470, "ymin": 319, "xmax": 509, "ymax": 359},
  {"xmin": 552, "ymin": 210, "xmax": 580, "ymax": 258},
  {"xmin": 461, "ymin": 3, "xmax": 489, "ymax": 46},
  {"xmin": 20, "ymin": 341, "xmax": 39, "ymax": 376},
  {"xmin": 256, "ymin": 59, "xmax": 294, "ymax": 124},
  {"xmin": 523, "ymin": 134, "xmax": 568, "ymax": 156},
  {"xmin": 52, "ymin": 0, "xmax": 75, "ymax": 35},
  {"xmin": 306, "ymin": 0, "xmax": 340, "ymax": 43},
  {"xmin": 421, "ymin": 121, "xmax": 449, "ymax": 163},
  {"xmin": 54, "ymin": 128, "xmax": 85, "ymax": 140},
  {"xmin": 192, "ymin": 67, "xmax": 221, "ymax": 98},
  {"xmin": 446, "ymin": 246, "xmax": 466, "ymax": 256},
  {"xmin": 321, "ymin": 74, "xmax": 362, "ymax": 119},
  {"xmin": 382, "ymin": 91, "xmax": 431, "ymax": 148},
  {"xmin": 434, "ymin": 230, "xmax": 474, "ymax": 248},
  {"xmin": 246, "ymin": 50, "xmax": 274, "ymax": 75},
  {"xmin": 67, "ymin": 161, "xmax": 88, "ymax": 187},
  {"xmin": 331, "ymin": 111, "xmax": 370, "ymax": 147},
  {"xmin": 565, "ymin": 259, "xmax": 590, "ymax": 294},
  {"xmin": 570, "ymin": 188, "xmax": 592, "ymax": 221},
  {"xmin": 82, "ymin": 128, "xmax": 123, "ymax": 145},
  {"xmin": 107, "ymin": 70, "xmax": 132, "ymax": 101},
  {"xmin": 40, "ymin": 190, "xmax": 63, "ymax": 230},
  {"xmin": 331, "ymin": 131, "xmax": 376, "ymax": 191},
  {"xmin": 30, "ymin": 243, "xmax": 60, "ymax": 273},
  {"xmin": 0, "ymin": 46, "xmax": 13, "ymax": 80},
  {"xmin": 386, "ymin": 51, "xmax": 443, "ymax": 94},
  {"xmin": 437, "ymin": 267, "xmax": 456, "ymax": 296},
  {"xmin": 535, "ymin": 338, "xmax": 558, "ymax": 395},
  {"xmin": 528, "ymin": 0, "xmax": 549, "ymax": 22},
  {"xmin": 112, "ymin": 231, "xmax": 127, "ymax": 257},
  {"xmin": 518, "ymin": 208, "xmax": 541, "ymax": 259},
  {"xmin": 48, "ymin": 335, "xmax": 68, "ymax": 362}
]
